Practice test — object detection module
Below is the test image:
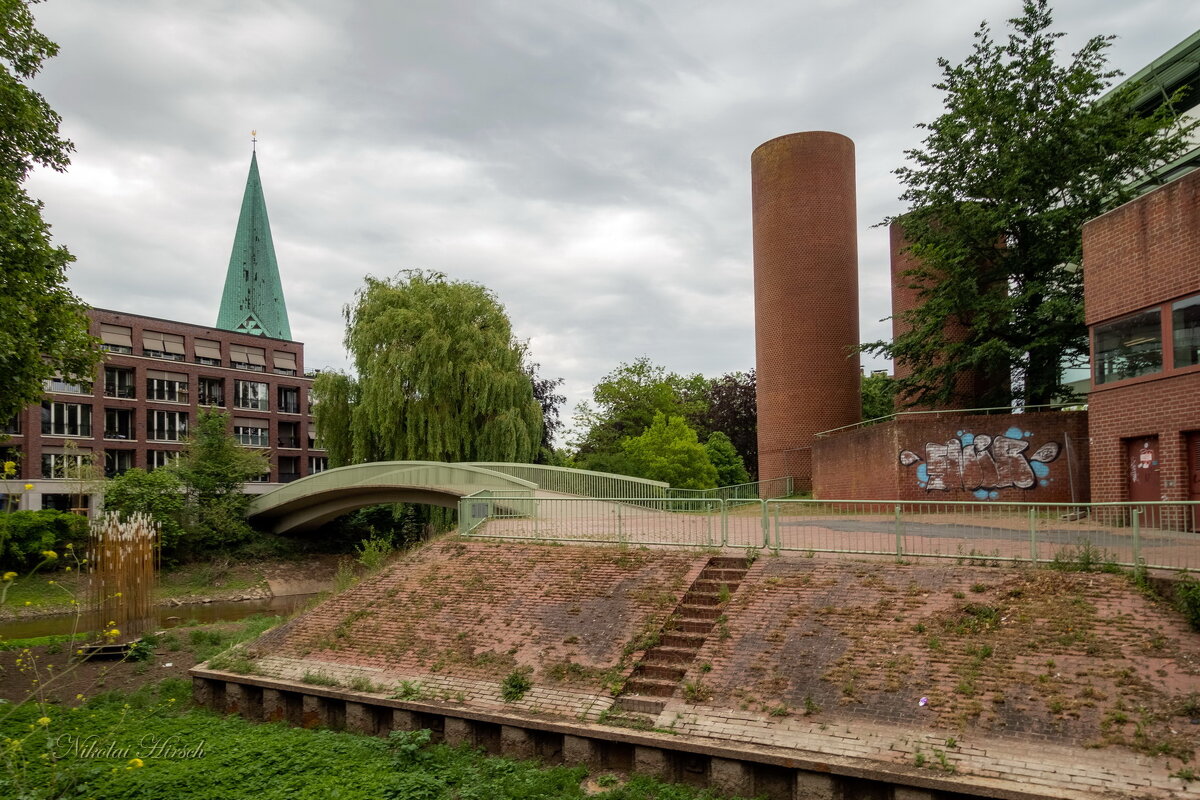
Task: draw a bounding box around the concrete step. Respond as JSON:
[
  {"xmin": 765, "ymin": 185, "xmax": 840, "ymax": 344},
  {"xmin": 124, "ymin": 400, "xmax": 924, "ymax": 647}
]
[
  {"xmin": 674, "ymin": 619, "xmax": 715, "ymax": 634},
  {"xmin": 642, "ymin": 646, "xmax": 697, "ymax": 665},
  {"xmin": 681, "ymin": 591, "xmax": 721, "ymax": 606},
  {"xmin": 632, "ymin": 663, "xmax": 686, "ymax": 682},
  {"xmin": 677, "ymin": 604, "xmax": 720, "ymax": 620},
  {"xmin": 661, "ymin": 632, "xmax": 705, "ymax": 649},
  {"xmin": 698, "ymin": 568, "xmax": 747, "ymax": 582},
  {"xmin": 622, "ymin": 677, "xmax": 678, "ymax": 697},
  {"xmin": 611, "ymin": 696, "xmax": 666, "ymax": 716},
  {"xmin": 691, "ymin": 579, "xmax": 741, "ymax": 595}
]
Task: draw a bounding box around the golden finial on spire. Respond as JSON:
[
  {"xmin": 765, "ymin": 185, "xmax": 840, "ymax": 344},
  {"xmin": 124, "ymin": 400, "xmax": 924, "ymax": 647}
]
[{"xmin": 251, "ymin": 130, "xmax": 257, "ymax": 152}]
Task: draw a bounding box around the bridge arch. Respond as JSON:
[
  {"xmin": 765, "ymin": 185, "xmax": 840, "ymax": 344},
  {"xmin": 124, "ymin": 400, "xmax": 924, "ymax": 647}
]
[{"xmin": 247, "ymin": 461, "xmax": 537, "ymax": 534}]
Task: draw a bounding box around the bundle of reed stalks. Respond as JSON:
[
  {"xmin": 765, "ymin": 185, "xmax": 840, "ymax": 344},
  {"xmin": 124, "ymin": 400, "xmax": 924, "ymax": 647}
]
[{"xmin": 89, "ymin": 512, "xmax": 159, "ymax": 641}]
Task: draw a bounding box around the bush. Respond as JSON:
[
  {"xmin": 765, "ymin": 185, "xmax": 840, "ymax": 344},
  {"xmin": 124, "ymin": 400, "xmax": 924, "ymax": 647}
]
[
  {"xmin": 1176, "ymin": 579, "xmax": 1200, "ymax": 631},
  {"xmin": 0, "ymin": 510, "xmax": 88, "ymax": 569}
]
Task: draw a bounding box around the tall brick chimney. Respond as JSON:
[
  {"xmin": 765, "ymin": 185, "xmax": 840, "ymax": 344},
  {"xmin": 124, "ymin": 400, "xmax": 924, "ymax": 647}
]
[{"xmin": 752, "ymin": 131, "xmax": 861, "ymax": 489}]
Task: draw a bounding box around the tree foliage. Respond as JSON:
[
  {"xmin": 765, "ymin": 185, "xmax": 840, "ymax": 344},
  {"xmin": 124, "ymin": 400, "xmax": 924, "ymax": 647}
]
[
  {"xmin": 328, "ymin": 271, "xmax": 542, "ymax": 464},
  {"xmin": 103, "ymin": 409, "xmax": 267, "ymax": 560},
  {"xmin": 704, "ymin": 431, "xmax": 750, "ymax": 487},
  {"xmin": 572, "ymin": 357, "xmax": 705, "ymax": 467},
  {"xmin": 861, "ymin": 372, "xmax": 897, "ymax": 421},
  {"xmin": 0, "ymin": 0, "xmax": 98, "ymax": 425},
  {"xmin": 866, "ymin": 0, "xmax": 1199, "ymax": 408},
  {"xmin": 311, "ymin": 371, "xmax": 355, "ymax": 468},
  {"xmin": 696, "ymin": 370, "xmax": 757, "ymax": 480},
  {"xmin": 525, "ymin": 361, "xmax": 566, "ymax": 464},
  {"xmin": 620, "ymin": 413, "xmax": 717, "ymax": 490}
]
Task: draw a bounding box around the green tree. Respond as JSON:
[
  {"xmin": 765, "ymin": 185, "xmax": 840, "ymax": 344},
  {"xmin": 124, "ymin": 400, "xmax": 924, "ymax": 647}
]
[
  {"xmin": 172, "ymin": 409, "xmax": 268, "ymax": 556},
  {"xmin": 102, "ymin": 468, "xmax": 187, "ymax": 556},
  {"xmin": 620, "ymin": 413, "xmax": 717, "ymax": 490},
  {"xmin": 311, "ymin": 371, "xmax": 355, "ymax": 468},
  {"xmin": 572, "ymin": 357, "xmax": 705, "ymax": 470},
  {"xmin": 332, "ymin": 271, "xmax": 541, "ymax": 463},
  {"xmin": 703, "ymin": 431, "xmax": 750, "ymax": 487},
  {"xmin": 696, "ymin": 370, "xmax": 757, "ymax": 480},
  {"xmin": 866, "ymin": 0, "xmax": 1198, "ymax": 408},
  {"xmin": 861, "ymin": 371, "xmax": 896, "ymax": 421},
  {"xmin": 0, "ymin": 0, "xmax": 98, "ymax": 425}
]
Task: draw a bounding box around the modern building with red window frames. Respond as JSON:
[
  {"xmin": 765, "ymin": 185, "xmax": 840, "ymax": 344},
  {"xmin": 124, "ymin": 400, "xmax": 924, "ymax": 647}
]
[{"xmin": 0, "ymin": 151, "xmax": 327, "ymax": 512}]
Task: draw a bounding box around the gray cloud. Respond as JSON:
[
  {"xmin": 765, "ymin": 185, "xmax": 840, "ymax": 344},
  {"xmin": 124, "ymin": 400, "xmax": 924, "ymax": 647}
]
[{"xmin": 23, "ymin": 0, "xmax": 1200, "ymax": 443}]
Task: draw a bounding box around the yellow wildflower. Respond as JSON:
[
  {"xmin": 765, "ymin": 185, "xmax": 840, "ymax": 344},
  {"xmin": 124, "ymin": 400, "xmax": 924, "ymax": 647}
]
[
  {"xmin": 2, "ymin": 460, "xmax": 14, "ymax": 475},
  {"xmin": 64, "ymin": 566, "xmax": 71, "ymax": 572},
  {"xmin": 75, "ymin": 694, "xmax": 84, "ymax": 700},
  {"xmin": 23, "ymin": 601, "xmax": 30, "ymax": 606},
  {"xmin": 128, "ymin": 757, "xmax": 144, "ymax": 768},
  {"xmin": 41, "ymin": 550, "xmax": 57, "ymax": 560},
  {"xmin": 2, "ymin": 572, "xmax": 15, "ymax": 582},
  {"xmin": 64, "ymin": 543, "xmax": 73, "ymax": 549},
  {"xmin": 23, "ymin": 483, "xmax": 33, "ymax": 491},
  {"xmin": 36, "ymin": 717, "xmax": 50, "ymax": 727}
]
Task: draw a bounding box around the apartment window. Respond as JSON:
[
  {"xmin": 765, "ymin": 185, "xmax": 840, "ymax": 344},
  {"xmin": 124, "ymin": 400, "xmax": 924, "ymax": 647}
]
[
  {"xmin": 308, "ymin": 426, "xmax": 321, "ymax": 449},
  {"xmin": 278, "ymin": 386, "xmax": 300, "ymax": 414},
  {"xmin": 104, "ymin": 449, "xmax": 134, "ymax": 478},
  {"xmin": 279, "ymin": 456, "xmax": 300, "ymax": 483},
  {"xmin": 308, "ymin": 456, "xmax": 328, "ymax": 474},
  {"xmin": 147, "ymin": 371, "xmax": 189, "ymax": 403},
  {"xmin": 99, "ymin": 323, "xmax": 133, "ymax": 354},
  {"xmin": 147, "ymin": 450, "xmax": 179, "ymax": 471},
  {"xmin": 1094, "ymin": 309, "xmax": 1162, "ymax": 385},
  {"xmin": 41, "ymin": 449, "xmax": 90, "ymax": 479},
  {"xmin": 104, "ymin": 367, "xmax": 135, "ymax": 399},
  {"xmin": 198, "ymin": 377, "xmax": 225, "ymax": 407},
  {"xmin": 41, "ymin": 402, "xmax": 92, "ymax": 437},
  {"xmin": 43, "ymin": 376, "xmax": 90, "ymax": 394},
  {"xmin": 104, "ymin": 408, "xmax": 134, "ymax": 440},
  {"xmin": 43, "ymin": 494, "xmax": 87, "ymax": 512},
  {"xmin": 2, "ymin": 416, "xmax": 19, "ymax": 436},
  {"xmin": 148, "ymin": 410, "xmax": 187, "ymax": 442},
  {"xmin": 142, "ymin": 330, "xmax": 185, "ymax": 361},
  {"xmin": 234, "ymin": 380, "xmax": 269, "ymax": 411},
  {"xmin": 1173, "ymin": 294, "xmax": 1200, "ymax": 370},
  {"xmin": 194, "ymin": 338, "xmax": 222, "ymax": 366},
  {"xmin": 230, "ymin": 343, "xmax": 266, "ymax": 372},
  {"xmin": 247, "ymin": 469, "xmax": 271, "ymax": 483},
  {"xmin": 233, "ymin": 418, "xmax": 269, "ymax": 447},
  {"xmin": 278, "ymin": 421, "xmax": 299, "ymax": 448},
  {"xmin": 273, "ymin": 351, "xmax": 298, "ymax": 376}
]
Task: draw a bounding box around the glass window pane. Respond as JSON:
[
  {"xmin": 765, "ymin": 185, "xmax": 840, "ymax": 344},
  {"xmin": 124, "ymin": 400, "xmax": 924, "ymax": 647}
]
[
  {"xmin": 1094, "ymin": 309, "xmax": 1162, "ymax": 385},
  {"xmin": 1173, "ymin": 295, "xmax": 1200, "ymax": 369}
]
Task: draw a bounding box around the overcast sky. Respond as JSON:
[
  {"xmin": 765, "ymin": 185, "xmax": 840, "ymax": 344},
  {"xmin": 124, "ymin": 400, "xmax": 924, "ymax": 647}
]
[{"xmin": 24, "ymin": 0, "xmax": 1200, "ymax": 443}]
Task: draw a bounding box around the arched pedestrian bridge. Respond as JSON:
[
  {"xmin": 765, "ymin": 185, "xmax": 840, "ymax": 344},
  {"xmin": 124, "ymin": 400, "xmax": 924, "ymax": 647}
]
[{"xmin": 246, "ymin": 462, "xmax": 672, "ymax": 534}]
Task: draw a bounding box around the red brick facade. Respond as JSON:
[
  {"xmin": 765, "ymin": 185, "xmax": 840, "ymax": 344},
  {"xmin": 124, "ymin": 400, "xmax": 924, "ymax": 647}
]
[
  {"xmin": 2, "ymin": 308, "xmax": 327, "ymax": 503},
  {"xmin": 812, "ymin": 411, "xmax": 1090, "ymax": 502},
  {"xmin": 888, "ymin": 220, "xmax": 987, "ymax": 410},
  {"xmin": 752, "ymin": 132, "xmax": 860, "ymax": 489},
  {"xmin": 1083, "ymin": 168, "xmax": 1200, "ymax": 505}
]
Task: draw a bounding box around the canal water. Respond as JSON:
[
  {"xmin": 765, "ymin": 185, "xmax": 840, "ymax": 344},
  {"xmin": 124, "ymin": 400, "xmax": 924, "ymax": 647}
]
[{"xmin": 0, "ymin": 593, "xmax": 317, "ymax": 641}]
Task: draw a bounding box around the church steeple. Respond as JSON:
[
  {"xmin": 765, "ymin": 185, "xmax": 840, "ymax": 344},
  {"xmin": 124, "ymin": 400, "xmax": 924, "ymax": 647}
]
[{"xmin": 216, "ymin": 150, "xmax": 292, "ymax": 340}]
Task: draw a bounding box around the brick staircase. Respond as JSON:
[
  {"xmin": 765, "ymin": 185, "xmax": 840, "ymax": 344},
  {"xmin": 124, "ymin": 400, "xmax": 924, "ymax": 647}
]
[{"xmin": 612, "ymin": 556, "xmax": 750, "ymax": 718}]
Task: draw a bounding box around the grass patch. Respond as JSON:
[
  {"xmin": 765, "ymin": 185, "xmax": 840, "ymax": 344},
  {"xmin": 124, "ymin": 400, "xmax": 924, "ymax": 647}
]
[{"xmin": 0, "ymin": 680, "xmax": 742, "ymax": 800}]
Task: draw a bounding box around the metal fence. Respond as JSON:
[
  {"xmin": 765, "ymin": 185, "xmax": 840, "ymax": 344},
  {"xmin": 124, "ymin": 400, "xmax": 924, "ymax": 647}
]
[{"xmin": 458, "ymin": 495, "xmax": 1200, "ymax": 571}]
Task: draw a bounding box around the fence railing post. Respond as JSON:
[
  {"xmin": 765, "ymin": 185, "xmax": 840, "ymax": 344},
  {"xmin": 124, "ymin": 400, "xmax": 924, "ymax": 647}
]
[
  {"xmin": 761, "ymin": 501, "xmax": 770, "ymax": 548},
  {"xmin": 894, "ymin": 504, "xmax": 903, "ymax": 560},
  {"xmin": 720, "ymin": 499, "xmax": 728, "ymax": 547},
  {"xmin": 1132, "ymin": 508, "xmax": 1141, "ymax": 568},
  {"xmin": 1029, "ymin": 507, "xmax": 1038, "ymax": 565}
]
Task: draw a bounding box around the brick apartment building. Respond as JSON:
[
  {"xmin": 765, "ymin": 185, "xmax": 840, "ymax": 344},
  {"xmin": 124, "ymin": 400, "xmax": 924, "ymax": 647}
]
[{"xmin": 1, "ymin": 151, "xmax": 327, "ymax": 511}]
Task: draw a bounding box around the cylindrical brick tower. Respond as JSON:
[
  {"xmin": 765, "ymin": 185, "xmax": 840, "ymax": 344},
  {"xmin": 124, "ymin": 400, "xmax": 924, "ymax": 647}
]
[
  {"xmin": 753, "ymin": 131, "xmax": 861, "ymax": 489},
  {"xmin": 889, "ymin": 218, "xmax": 984, "ymax": 411}
]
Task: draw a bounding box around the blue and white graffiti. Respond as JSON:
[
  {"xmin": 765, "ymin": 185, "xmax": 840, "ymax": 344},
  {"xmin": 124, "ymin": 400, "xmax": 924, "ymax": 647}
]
[{"xmin": 899, "ymin": 427, "xmax": 1060, "ymax": 500}]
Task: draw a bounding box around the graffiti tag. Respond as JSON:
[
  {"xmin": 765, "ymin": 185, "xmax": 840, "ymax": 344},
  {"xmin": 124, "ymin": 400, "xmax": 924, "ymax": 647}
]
[{"xmin": 899, "ymin": 427, "xmax": 1060, "ymax": 499}]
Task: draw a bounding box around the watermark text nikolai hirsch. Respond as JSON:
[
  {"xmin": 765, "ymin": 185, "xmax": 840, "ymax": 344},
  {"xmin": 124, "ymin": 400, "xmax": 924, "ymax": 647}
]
[{"xmin": 51, "ymin": 733, "xmax": 206, "ymax": 760}]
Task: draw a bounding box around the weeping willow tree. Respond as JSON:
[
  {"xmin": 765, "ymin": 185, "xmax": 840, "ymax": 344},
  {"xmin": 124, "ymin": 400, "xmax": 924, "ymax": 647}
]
[{"xmin": 315, "ymin": 271, "xmax": 542, "ymax": 465}]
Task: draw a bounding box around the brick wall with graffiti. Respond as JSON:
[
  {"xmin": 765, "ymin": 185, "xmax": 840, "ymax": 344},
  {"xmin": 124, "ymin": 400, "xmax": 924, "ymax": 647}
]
[{"xmin": 812, "ymin": 411, "xmax": 1090, "ymax": 502}]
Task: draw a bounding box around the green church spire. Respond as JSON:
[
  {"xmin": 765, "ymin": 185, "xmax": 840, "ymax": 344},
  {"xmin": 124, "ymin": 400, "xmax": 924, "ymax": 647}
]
[{"xmin": 216, "ymin": 151, "xmax": 292, "ymax": 340}]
